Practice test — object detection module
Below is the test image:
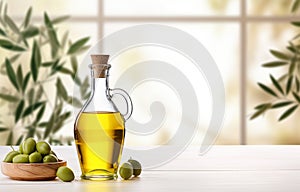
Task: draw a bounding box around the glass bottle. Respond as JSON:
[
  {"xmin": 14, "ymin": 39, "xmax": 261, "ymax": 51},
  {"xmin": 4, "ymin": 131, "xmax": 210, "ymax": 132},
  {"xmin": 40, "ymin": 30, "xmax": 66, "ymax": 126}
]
[{"xmin": 74, "ymin": 54, "xmax": 133, "ymax": 180}]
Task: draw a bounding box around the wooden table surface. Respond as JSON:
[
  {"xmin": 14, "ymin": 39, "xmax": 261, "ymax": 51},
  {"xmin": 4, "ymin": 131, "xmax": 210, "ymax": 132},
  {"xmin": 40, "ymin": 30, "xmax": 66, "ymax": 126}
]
[{"xmin": 1, "ymin": 145, "xmax": 300, "ymax": 192}]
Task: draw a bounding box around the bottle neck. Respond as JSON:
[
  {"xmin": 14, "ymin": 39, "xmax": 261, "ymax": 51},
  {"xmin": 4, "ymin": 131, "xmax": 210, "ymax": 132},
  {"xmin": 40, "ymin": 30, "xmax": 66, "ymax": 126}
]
[{"xmin": 91, "ymin": 77, "xmax": 110, "ymax": 100}]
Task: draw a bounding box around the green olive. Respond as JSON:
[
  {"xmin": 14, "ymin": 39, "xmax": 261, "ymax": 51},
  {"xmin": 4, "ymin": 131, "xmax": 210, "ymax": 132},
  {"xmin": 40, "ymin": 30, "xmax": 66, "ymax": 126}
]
[
  {"xmin": 56, "ymin": 166, "xmax": 75, "ymax": 182},
  {"xmin": 29, "ymin": 152, "xmax": 42, "ymax": 163},
  {"xmin": 128, "ymin": 158, "xmax": 142, "ymax": 177},
  {"xmin": 3, "ymin": 151, "xmax": 20, "ymax": 162},
  {"xmin": 43, "ymin": 154, "xmax": 58, "ymax": 163},
  {"xmin": 36, "ymin": 141, "xmax": 51, "ymax": 155},
  {"xmin": 23, "ymin": 138, "xmax": 36, "ymax": 155},
  {"xmin": 50, "ymin": 150, "xmax": 57, "ymax": 157},
  {"xmin": 19, "ymin": 141, "xmax": 24, "ymax": 153},
  {"xmin": 12, "ymin": 154, "xmax": 29, "ymax": 163},
  {"xmin": 119, "ymin": 162, "xmax": 133, "ymax": 180}
]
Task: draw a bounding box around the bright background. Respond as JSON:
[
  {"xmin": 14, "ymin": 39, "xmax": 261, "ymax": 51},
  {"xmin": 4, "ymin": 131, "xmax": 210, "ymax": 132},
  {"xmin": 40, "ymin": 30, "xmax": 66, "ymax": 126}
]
[{"xmin": 1, "ymin": 0, "xmax": 300, "ymax": 145}]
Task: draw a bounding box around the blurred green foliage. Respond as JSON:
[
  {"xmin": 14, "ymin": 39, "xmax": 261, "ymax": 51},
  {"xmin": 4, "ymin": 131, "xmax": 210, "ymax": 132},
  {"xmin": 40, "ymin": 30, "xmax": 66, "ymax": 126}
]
[
  {"xmin": 0, "ymin": 1, "xmax": 90, "ymax": 145},
  {"xmin": 251, "ymin": 0, "xmax": 300, "ymax": 121}
]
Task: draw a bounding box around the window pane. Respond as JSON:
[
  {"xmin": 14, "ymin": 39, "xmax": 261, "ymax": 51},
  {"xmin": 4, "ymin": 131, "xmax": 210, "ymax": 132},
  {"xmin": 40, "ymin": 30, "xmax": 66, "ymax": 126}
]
[
  {"xmin": 5, "ymin": 0, "xmax": 98, "ymax": 17},
  {"xmin": 247, "ymin": 0, "xmax": 299, "ymax": 16},
  {"xmin": 247, "ymin": 22, "xmax": 300, "ymax": 144},
  {"xmin": 104, "ymin": 0, "xmax": 240, "ymax": 16},
  {"xmin": 104, "ymin": 23, "xmax": 240, "ymax": 145}
]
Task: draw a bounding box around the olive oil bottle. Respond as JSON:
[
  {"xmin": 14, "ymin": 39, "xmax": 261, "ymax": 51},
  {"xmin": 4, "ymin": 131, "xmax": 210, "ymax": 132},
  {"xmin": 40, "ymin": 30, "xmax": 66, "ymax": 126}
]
[{"xmin": 74, "ymin": 55, "xmax": 133, "ymax": 180}]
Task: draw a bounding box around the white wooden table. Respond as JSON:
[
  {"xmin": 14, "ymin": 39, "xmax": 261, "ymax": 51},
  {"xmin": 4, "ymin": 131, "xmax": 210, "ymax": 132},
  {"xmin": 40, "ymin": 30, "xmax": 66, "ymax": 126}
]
[{"xmin": 1, "ymin": 145, "xmax": 300, "ymax": 192}]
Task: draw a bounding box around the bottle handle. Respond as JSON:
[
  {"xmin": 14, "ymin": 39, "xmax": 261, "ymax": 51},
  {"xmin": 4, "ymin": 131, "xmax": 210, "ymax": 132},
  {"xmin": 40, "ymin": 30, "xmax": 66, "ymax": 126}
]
[{"xmin": 109, "ymin": 88, "xmax": 133, "ymax": 121}]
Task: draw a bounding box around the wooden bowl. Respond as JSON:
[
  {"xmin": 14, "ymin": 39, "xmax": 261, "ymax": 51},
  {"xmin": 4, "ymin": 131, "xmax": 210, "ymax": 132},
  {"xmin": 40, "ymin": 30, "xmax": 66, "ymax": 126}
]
[{"xmin": 1, "ymin": 160, "xmax": 67, "ymax": 181}]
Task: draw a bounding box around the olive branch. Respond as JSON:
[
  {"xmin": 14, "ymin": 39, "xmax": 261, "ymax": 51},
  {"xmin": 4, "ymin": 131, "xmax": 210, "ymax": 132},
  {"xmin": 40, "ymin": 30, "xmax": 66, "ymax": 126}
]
[
  {"xmin": 251, "ymin": 0, "xmax": 300, "ymax": 121},
  {"xmin": 0, "ymin": 1, "xmax": 90, "ymax": 145}
]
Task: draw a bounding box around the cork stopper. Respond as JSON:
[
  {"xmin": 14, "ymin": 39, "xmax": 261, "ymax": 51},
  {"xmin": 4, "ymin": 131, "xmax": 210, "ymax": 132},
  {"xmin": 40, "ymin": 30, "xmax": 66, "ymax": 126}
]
[
  {"xmin": 90, "ymin": 54, "xmax": 110, "ymax": 78},
  {"xmin": 91, "ymin": 54, "xmax": 109, "ymax": 64}
]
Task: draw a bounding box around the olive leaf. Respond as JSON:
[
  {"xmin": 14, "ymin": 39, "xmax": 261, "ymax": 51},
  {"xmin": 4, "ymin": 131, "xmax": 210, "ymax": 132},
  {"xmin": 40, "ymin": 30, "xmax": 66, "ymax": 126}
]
[
  {"xmin": 262, "ymin": 61, "xmax": 288, "ymax": 68},
  {"xmin": 250, "ymin": 103, "xmax": 271, "ymax": 120},
  {"xmin": 67, "ymin": 37, "xmax": 89, "ymax": 55},
  {"xmin": 34, "ymin": 86, "xmax": 43, "ymax": 102},
  {"xmin": 23, "ymin": 7, "xmax": 32, "ymax": 28},
  {"xmin": 3, "ymin": 2, "xmax": 7, "ymax": 15},
  {"xmin": 21, "ymin": 26, "xmax": 39, "ymax": 39},
  {"xmin": 52, "ymin": 15, "xmax": 70, "ymax": 24},
  {"xmin": 0, "ymin": 2, "xmax": 7, "ymax": 27},
  {"xmin": 50, "ymin": 63, "xmax": 65, "ymax": 75},
  {"xmin": 58, "ymin": 67, "xmax": 73, "ymax": 75},
  {"xmin": 258, "ymin": 83, "xmax": 278, "ymax": 97},
  {"xmin": 8, "ymin": 54, "xmax": 21, "ymax": 64},
  {"xmin": 44, "ymin": 12, "xmax": 60, "ymax": 57},
  {"xmin": 272, "ymin": 101, "xmax": 294, "ymax": 109},
  {"xmin": 22, "ymin": 101, "xmax": 45, "ymax": 118},
  {"xmin": 74, "ymin": 76, "xmax": 81, "ymax": 85},
  {"xmin": 56, "ymin": 78, "xmax": 68, "ymax": 101},
  {"xmin": 61, "ymin": 31, "xmax": 69, "ymax": 49},
  {"xmin": 286, "ymin": 76, "xmax": 293, "ymax": 95},
  {"xmin": 27, "ymin": 88, "xmax": 35, "ymax": 105},
  {"xmin": 70, "ymin": 56, "xmax": 78, "ymax": 73},
  {"xmin": 292, "ymin": 92, "xmax": 300, "ymax": 103},
  {"xmin": 22, "ymin": 73, "xmax": 30, "ymax": 92},
  {"xmin": 4, "ymin": 14, "xmax": 20, "ymax": 34},
  {"xmin": 278, "ymin": 74, "xmax": 288, "ymax": 82},
  {"xmin": 41, "ymin": 61, "xmax": 54, "ymax": 67},
  {"xmin": 254, "ymin": 103, "xmax": 272, "ymax": 110},
  {"xmin": 15, "ymin": 100, "xmax": 24, "ymax": 123},
  {"xmin": 291, "ymin": 0, "xmax": 300, "ymax": 12},
  {"xmin": 0, "ymin": 93, "xmax": 18, "ymax": 102},
  {"xmin": 270, "ymin": 50, "xmax": 290, "ymax": 60},
  {"xmin": 0, "ymin": 39, "xmax": 26, "ymax": 51},
  {"xmin": 287, "ymin": 42, "xmax": 299, "ymax": 54},
  {"xmin": 296, "ymin": 76, "xmax": 300, "ymax": 92},
  {"xmin": 288, "ymin": 57, "xmax": 297, "ymax": 75},
  {"xmin": 38, "ymin": 122, "xmax": 48, "ymax": 128},
  {"xmin": 67, "ymin": 96, "xmax": 82, "ymax": 108},
  {"xmin": 30, "ymin": 41, "xmax": 41, "ymax": 82},
  {"xmin": 16, "ymin": 65, "xmax": 23, "ymax": 88},
  {"xmin": 278, "ymin": 105, "xmax": 298, "ymax": 121},
  {"xmin": 270, "ymin": 75, "xmax": 284, "ymax": 95},
  {"xmin": 0, "ymin": 127, "xmax": 8, "ymax": 132},
  {"xmin": 291, "ymin": 21, "xmax": 300, "ymax": 27},
  {"xmin": 0, "ymin": 1, "xmax": 3, "ymax": 15},
  {"xmin": 35, "ymin": 104, "xmax": 46, "ymax": 123},
  {"xmin": 5, "ymin": 58, "xmax": 19, "ymax": 90},
  {"xmin": 0, "ymin": 28, "xmax": 6, "ymax": 36}
]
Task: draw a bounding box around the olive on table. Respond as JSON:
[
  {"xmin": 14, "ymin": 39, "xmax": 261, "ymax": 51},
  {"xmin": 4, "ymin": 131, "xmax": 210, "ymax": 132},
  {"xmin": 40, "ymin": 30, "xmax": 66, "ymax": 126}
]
[
  {"xmin": 128, "ymin": 158, "xmax": 142, "ymax": 177},
  {"xmin": 56, "ymin": 166, "xmax": 75, "ymax": 182},
  {"xmin": 119, "ymin": 162, "xmax": 133, "ymax": 180}
]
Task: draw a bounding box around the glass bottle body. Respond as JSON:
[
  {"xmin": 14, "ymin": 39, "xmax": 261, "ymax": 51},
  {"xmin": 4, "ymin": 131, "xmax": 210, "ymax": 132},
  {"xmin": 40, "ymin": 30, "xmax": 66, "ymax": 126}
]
[{"xmin": 74, "ymin": 65, "xmax": 132, "ymax": 180}]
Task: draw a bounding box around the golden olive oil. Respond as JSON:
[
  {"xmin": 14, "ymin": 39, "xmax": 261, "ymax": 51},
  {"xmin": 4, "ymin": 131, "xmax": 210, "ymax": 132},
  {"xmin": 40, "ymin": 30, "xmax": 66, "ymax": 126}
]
[{"xmin": 74, "ymin": 111, "xmax": 125, "ymax": 180}]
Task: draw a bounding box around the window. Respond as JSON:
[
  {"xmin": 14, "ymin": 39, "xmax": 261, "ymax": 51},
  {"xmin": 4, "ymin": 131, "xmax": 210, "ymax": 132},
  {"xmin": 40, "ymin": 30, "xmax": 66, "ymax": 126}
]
[{"xmin": 4, "ymin": 0, "xmax": 300, "ymax": 145}]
